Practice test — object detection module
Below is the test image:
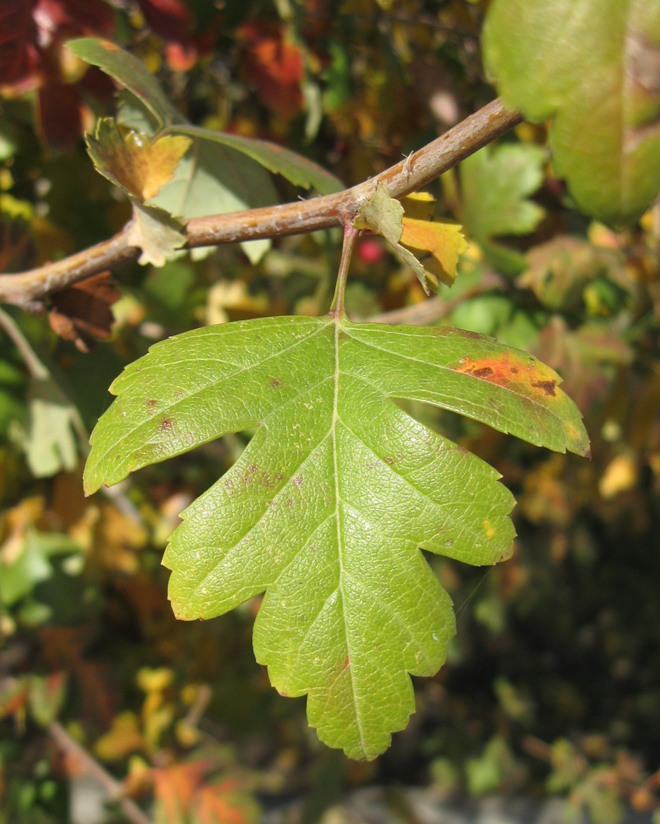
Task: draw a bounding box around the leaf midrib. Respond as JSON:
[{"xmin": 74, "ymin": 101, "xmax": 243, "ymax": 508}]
[{"xmin": 332, "ymin": 316, "xmax": 368, "ymax": 756}]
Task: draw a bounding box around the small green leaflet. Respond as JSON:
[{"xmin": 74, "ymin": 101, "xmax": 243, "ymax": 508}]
[
  {"xmin": 483, "ymin": 0, "xmax": 660, "ymax": 226},
  {"xmin": 84, "ymin": 316, "xmax": 588, "ymax": 759}
]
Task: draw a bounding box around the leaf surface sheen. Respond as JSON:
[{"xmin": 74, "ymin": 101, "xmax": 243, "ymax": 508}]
[
  {"xmin": 84, "ymin": 316, "xmax": 588, "ymax": 759},
  {"xmin": 484, "ymin": 0, "xmax": 660, "ymax": 225}
]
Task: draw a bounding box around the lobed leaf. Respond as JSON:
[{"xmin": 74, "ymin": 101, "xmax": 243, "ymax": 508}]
[
  {"xmin": 483, "ymin": 0, "xmax": 660, "ymax": 226},
  {"xmin": 400, "ymin": 193, "xmax": 468, "ymax": 292},
  {"xmin": 84, "ymin": 316, "xmax": 588, "ymax": 758},
  {"xmin": 126, "ymin": 203, "xmax": 187, "ymax": 267},
  {"xmin": 85, "ymin": 118, "xmax": 191, "ymax": 201},
  {"xmin": 459, "ymin": 144, "xmax": 546, "ymax": 276}
]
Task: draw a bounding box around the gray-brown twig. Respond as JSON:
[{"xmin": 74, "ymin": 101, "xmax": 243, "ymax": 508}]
[
  {"xmin": 48, "ymin": 721, "xmax": 151, "ymax": 824},
  {"xmin": 0, "ymin": 98, "xmax": 521, "ymax": 309}
]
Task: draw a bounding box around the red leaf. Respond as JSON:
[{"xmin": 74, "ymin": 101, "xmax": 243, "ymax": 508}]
[
  {"xmin": 237, "ymin": 22, "xmax": 304, "ymax": 117},
  {"xmin": 0, "ymin": 0, "xmax": 114, "ymax": 92},
  {"xmin": 36, "ymin": 0, "xmax": 114, "ymax": 39},
  {"xmin": 136, "ymin": 0, "xmax": 195, "ymax": 42},
  {"xmin": 0, "ymin": 0, "xmax": 41, "ymax": 90},
  {"xmin": 37, "ymin": 82, "xmax": 83, "ymax": 152}
]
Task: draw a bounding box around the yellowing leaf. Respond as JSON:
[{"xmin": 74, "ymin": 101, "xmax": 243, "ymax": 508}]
[
  {"xmin": 401, "ymin": 193, "xmax": 468, "ymax": 291},
  {"xmin": 599, "ymin": 454, "xmax": 638, "ymax": 500},
  {"xmin": 354, "ymin": 185, "xmax": 466, "ymax": 294},
  {"xmin": 86, "ymin": 118, "xmax": 191, "ymax": 201},
  {"xmin": 95, "ymin": 711, "xmax": 145, "ymax": 762}
]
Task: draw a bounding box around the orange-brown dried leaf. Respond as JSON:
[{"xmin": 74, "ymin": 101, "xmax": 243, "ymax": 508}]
[
  {"xmin": 153, "ymin": 761, "xmax": 210, "ymax": 822},
  {"xmin": 49, "ymin": 272, "xmax": 120, "ymax": 352},
  {"xmin": 85, "ymin": 118, "xmax": 191, "ymax": 201},
  {"xmin": 196, "ymin": 779, "xmax": 260, "ymax": 824}
]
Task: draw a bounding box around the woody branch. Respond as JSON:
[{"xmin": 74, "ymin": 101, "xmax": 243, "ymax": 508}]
[{"xmin": 0, "ymin": 99, "xmax": 521, "ymax": 309}]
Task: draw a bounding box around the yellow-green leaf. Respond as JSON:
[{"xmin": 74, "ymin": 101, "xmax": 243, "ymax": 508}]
[
  {"xmin": 354, "ymin": 185, "xmax": 466, "ymax": 294},
  {"xmin": 85, "ymin": 118, "xmax": 191, "ymax": 202}
]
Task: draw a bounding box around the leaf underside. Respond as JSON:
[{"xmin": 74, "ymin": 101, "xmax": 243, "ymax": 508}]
[
  {"xmin": 84, "ymin": 317, "xmax": 588, "ymax": 759},
  {"xmin": 484, "ymin": 0, "xmax": 660, "ymax": 226}
]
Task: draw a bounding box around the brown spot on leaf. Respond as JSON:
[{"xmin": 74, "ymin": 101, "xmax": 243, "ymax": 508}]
[
  {"xmin": 293, "ymin": 476, "xmax": 303, "ymax": 487},
  {"xmin": 531, "ymin": 380, "xmax": 557, "ymax": 397},
  {"xmin": 159, "ymin": 418, "xmax": 172, "ymax": 431},
  {"xmin": 146, "ymin": 399, "xmax": 158, "ymax": 409},
  {"xmin": 270, "ymin": 378, "xmax": 281, "ymax": 388},
  {"xmin": 471, "ymin": 366, "xmax": 494, "ymax": 378}
]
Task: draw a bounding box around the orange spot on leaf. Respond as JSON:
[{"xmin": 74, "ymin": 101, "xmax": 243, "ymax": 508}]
[{"xmin": 455, "ymin": 353, "xmax": 560, "ymax": 399}]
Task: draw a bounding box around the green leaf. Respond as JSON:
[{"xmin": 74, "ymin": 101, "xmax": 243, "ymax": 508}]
[
  {"xmin": 147, "ymin": 137, "xmax": 279, "ymax": 264},
  {"xmin": 68, "ymin": 38, "xmax": 343, "ymax": 195},
  {"xmin": 84, "ymin": 316, "xmax": 588, "ymax": 759},
  {"xmin": 520, "ymin": 237, "xmax": 631, "ymax": 312},
  {"xmin": 0, "ymin": 530, "xmax": 79, "ymax": 607},
  {"xmin": 68, "ymin": 38, "xmax": 184, "ymax": 127},
  {"xmin": 483, "ymin": 0, "xmax": 660, "ymax": 226},
  {"xmin": 168, "ymin": 125, "xmax": 343, "ymax": 196},
  {"xmin": 25, "ymin": 376, "xmax": 85, "ymax": 478},
  {"xmin": 459, "ymin": 143, "xmax": 546, "ymax": 276},
  {"xmin": 126, "ymin": 203, "xmax": 187, "ymax": 267}
]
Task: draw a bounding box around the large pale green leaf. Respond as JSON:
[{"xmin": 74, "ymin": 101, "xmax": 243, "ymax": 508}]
[
  {"xmin": 459, "ymin": 144, "xmax": 546, "ymax": 276},
  {"xmin": 147, "ymin": 138, "xmax": 279, "ymax": 264},
  {"xmin": 68, "ymin": 39, "xmax": 342, "ymax": 195},
  {"xmin": 483, "ymin": 0, "xmax": 660, "ymax": 225},
  {"xmin": 84, "ymin": 316, "xmax": 587, "ymax": 759}
]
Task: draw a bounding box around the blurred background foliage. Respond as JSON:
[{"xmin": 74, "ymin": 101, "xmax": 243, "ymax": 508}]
[{"xmin": 1, "ymin": 0, "xmax": 660, "ymax": 822}]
